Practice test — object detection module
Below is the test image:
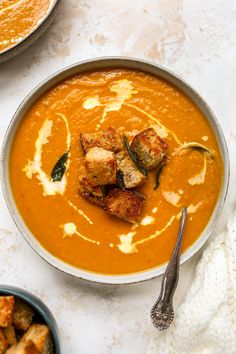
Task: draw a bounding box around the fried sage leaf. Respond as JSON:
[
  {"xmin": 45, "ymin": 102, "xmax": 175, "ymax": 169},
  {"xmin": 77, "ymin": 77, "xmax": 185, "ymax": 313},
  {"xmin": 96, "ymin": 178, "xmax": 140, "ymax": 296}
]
[
  {"xmin": 116, "ymin": 169, "xmax": 125, "ymax": 190},
  {"xmin": 180, "ymin": 142, "xmax": 214, "ymax": 157},
  {"xmin": 123, "ymin": 135, "xmax": 148, "ymax": 179},
  {"xmin": 51, "ymin": 152, "xmax": 69, "ymax": 182},
  {"xmin": 154, "ymin": 160, "xmax": 166, "ymax": 190}
]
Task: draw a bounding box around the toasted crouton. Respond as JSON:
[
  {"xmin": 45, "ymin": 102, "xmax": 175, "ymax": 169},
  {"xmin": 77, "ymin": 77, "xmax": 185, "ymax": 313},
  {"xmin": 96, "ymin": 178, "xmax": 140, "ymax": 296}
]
[
  {"xmin": 104, "ymin": 189, "xmax": 146, "ymax": 223},
  {"xmin": 13, "ymin": 298, "xmax": 34, "ymax": 332},
  {"xmin": 22, "ymin": 324, "xmax": 53, "ymax": 354},
  {"xmin": 116, "ymin": 151, "xmax": 146, "ymax": 188},
  {"xmin": 80, "ymin": 126, "xmax": 123, "ymax": 154},
  {"xmin": 78, "ymin": 160, "xmax": 104, "ymax": 206},
  {"xmin": 130, "ymin": 128, "xmax": 168, "ymax": 170},
  {"xmin": 0, "ymin": 328, "xmax": 8, "ymax": 354},
  {"xmin": 5, "ymin": 340, "xmax": 39, "ymax": 354},
  {"xmin": 85, "ymin": 147, "xmax": 117, "ymax": 186},
  {"xmin": 3, "ymin": 326, "xmax": 17, "ymax": 347},
  {"xmin": 0, "ymin": 296, "xmax": 14, "ymax": 327}
]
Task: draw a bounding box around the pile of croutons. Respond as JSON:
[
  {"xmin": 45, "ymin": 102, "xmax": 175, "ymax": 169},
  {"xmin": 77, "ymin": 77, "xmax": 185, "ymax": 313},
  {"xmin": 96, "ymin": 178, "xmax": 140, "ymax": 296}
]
[
  {"xmin": 78, "ymin": 126, "xmax": 168, "ymax": 223},
  {"xmin": 0, "ymin": 296, "xmax": 53, "ymax": 354}
]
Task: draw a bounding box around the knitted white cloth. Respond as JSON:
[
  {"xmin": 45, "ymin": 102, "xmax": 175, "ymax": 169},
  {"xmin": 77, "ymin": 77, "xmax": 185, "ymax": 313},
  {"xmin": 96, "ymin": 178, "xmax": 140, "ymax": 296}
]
[{"xmin": 147, "ymin": 214, "xmax": 236, "ymax": 354}]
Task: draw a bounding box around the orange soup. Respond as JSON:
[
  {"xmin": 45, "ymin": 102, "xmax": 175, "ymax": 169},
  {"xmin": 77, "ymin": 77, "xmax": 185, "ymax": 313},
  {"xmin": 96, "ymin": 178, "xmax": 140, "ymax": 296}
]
[
  {"xmin": 0, "ymin": 0, "xmax": 52, "ymax": 52},
  {"xmin": 10, "ymin": 69, "xmax": 223, "ymax": 275}
]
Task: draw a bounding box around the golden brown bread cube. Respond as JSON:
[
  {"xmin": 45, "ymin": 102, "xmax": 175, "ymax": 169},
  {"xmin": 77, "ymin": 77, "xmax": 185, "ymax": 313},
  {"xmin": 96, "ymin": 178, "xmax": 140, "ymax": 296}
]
[
  {"xmin": 130, "ymin": 128, "xmax": 168, "ymax": 170},
  {"xmin": 85, "ymin": 147, "xmax": 117, "ymax": 186},
  {"xmin": 22, "ymin": 324, "xmax": 53, "ymax": 354},
  {"xmin": 3, "ymin": 326, "xmax": 17, "ymax": 347},
  {"xmin": 116, "ymin": 151, "xmax": 146, "ymax": 188},
  {"xmin": 5, "ymin": 340, "xmax": 39, "ymax": 354},
  {"xmin": 78, "ymin": 160, "xmax": 105, "ymax": 206},
  {"xmin": 0, "ymin": 296, "xmax": 14, "ymax": 328},
  {"xmin": 80, "ymin": 126, "xmax": 123, "ymax": 154},
  {"xmin": 0, "ymin": 328, "xmax": 8, "ymax": 354},
  {"xmin": 104, "ymin": 188, "xmax": 146, "ymax": 223},
  {"xmin": 12, "ymin": 298, "xmax": 34, "ymax": 332}
]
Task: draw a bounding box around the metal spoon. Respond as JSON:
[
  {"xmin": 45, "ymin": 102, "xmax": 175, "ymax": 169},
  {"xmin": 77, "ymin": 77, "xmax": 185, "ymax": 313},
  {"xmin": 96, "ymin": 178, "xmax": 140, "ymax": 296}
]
[{"xmin": 150, "ymin": 207, "xmax": 187, "ymax": 330}]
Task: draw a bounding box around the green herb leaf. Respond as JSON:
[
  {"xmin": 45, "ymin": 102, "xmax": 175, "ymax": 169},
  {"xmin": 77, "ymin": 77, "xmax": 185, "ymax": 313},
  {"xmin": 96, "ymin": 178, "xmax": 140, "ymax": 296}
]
[
  {"xmin": 123, "ymin": 135, "xmax": 148, "ymax": 179},
  {"xmin": 154, "ymin": 160, "xmax": 166, "ymax": 190},
  {"xmin": 116, "ymin": 169, "xmax": 125, "ymax": 190},
  {"xmin": 51, "ymin": 152, "xmax": 69, "ymax": 182}
]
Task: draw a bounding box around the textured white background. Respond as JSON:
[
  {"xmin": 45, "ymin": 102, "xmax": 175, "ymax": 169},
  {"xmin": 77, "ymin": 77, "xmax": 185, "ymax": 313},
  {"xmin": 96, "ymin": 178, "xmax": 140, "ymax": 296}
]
[{"xmin": 0, "ymin": 1, "xmax": 236, "ymax": 353}]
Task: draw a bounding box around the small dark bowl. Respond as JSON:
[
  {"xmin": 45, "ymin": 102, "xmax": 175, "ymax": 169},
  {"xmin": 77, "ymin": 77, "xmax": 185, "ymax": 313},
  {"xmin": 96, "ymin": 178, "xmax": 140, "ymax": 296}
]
[
  {"xmin": 0, "ymin": 285, "xmax": 61, "ymax": 353},
  {"xmin": 0, "ymin": 0, "xmax": 60, "ymax": 64}
]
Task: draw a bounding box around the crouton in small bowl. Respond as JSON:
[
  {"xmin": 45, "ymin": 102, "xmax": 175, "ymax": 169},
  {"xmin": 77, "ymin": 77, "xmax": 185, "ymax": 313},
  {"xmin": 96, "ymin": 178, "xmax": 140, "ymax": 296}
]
[
  {"xmin": 1, "ymin": 57, "xmax": 229, "ymax": 284},
  {"xmin": 0, "ymin": 285, "xmax": 61, "ymax": 353}
]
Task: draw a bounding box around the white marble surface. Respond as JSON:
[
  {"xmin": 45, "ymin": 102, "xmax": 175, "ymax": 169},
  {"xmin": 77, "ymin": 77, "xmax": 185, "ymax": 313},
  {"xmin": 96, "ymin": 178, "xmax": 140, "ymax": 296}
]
[{"xmin": 0, "ymin": 1, "xmax": 236, "ymax": 353}]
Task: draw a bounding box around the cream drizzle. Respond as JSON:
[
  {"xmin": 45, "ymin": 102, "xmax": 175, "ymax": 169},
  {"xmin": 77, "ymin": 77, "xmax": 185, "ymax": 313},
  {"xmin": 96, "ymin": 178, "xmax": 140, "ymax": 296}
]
[
  {"xmin": 188, "ymin": 155, "xmax": 207, "ymax": 185},
  {"xmin": 57, "ymin": 113, "xmax": 71, "ymax": 154},
  {"xmin": 117, "ymin": 203, "xmax": 202, "ymax": 254},
  {"xmin": 62, "ymin": 222, "xmax": 98, "ymax": 244},
  {"xmin": 151, "ymin": 124, "xmax": 168, "ymax": 138},
  {"xmin": 140, "ymin": 216, "xmax": 155, "ymax": 226},
  {"xmin": 82, "ymin": 79, "xmax": 138, "ymax": 130},
  {"xmin": 110, "ymin": 79, "xmax": 137, "ymax": 102},
  {"xmin": 23, "ymin": 114, "xmax": 93, "ymax": 225},
  {"xmin": 162, "ymin": 191, "xmax": 181, "ymax": 207},
  {"xmin": 124, "ymin": 103, "xmax": 182, "ymax": 145},
  {"xmin": 118, "ymin": 231, "xmax": 137, "ymax": 254},
  {"xmin": 83, "ymin": 95, "xmax": 101, "ymax": 109},
  {"xmin": 23, "ymin": 114, "xmax": 70, "ymax": 196},
  {"xmin": 64, "ymin": 198, "xmax": 93, "ymax": 225},
  {"xmin": 188, "ymin": 202, "xmax": 202, "ymax": 213},
  {"xmin": 135, "ymin": 214, "xmax": 178, "ymax": 248},
  {"xmin": 0, "ymin": 0, "xmax": 24, "ymax": 14},
  {"xmin": 97, "ymin": 80, "xmax": 137, "ymax": 129},
  {"xmin": 67, "ymin": 162, "xmax": 202, "ymax": 250},
  {"xmin": 82, "ymin": 80, "xmax": 182, "ymax": 146}
]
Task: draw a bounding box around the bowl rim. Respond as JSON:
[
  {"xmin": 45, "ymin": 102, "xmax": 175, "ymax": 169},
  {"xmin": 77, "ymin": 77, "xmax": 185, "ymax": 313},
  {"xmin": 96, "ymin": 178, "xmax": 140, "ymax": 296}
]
[
  {"xmin": 0, "ymin": 56, "xmax": 230, "ymax": 284},
  {"xmin": 0, "ymin": 0, "xmax": 60, "ymax": 63},
  {"xmin": 0, "ymin": 285, "xmax": 61, "ymax": 353}
]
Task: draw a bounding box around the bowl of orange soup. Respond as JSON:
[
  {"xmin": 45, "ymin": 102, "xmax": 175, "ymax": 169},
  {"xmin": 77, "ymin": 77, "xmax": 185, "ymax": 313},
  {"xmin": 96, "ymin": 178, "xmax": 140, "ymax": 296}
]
[
  {"xmin": 1, "ymin": 58, "xmax": 229, "ymax": 284},
  {"xmin": 0, "ymin": 0, "xmax": 59, "ymax": 63}
]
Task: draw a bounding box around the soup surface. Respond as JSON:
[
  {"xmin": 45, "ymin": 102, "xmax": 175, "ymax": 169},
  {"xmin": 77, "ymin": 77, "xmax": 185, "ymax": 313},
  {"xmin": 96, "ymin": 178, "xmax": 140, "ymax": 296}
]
[
  {"xmin": 10, "ymin": 69, "xmax": 223, "ymax": 275},
  {"xmin": 0, "ymin": 0, "xmax": 52, "ymax": 53}
]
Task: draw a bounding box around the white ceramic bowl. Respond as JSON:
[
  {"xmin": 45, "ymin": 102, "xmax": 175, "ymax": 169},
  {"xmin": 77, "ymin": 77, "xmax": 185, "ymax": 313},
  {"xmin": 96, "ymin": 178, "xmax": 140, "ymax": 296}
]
[{"xmin": 0, "ymin": 57, "xmax": 230, "ymax": 284}]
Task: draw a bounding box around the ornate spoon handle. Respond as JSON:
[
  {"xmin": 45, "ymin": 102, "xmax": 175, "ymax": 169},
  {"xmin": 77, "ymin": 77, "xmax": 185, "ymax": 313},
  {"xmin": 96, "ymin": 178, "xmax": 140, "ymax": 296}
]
[{"xmin": 151, "ymin": 207, "xmax": 187, "ymax": 330}]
